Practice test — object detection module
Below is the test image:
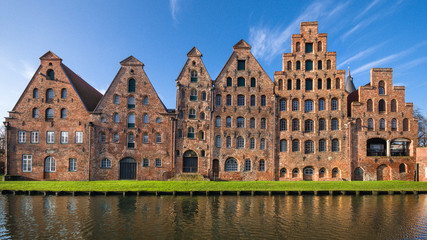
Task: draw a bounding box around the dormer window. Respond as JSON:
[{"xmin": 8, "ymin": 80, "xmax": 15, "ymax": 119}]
[
  {"xmin": 237, "ymin": 60, "xmax": 245, "ymax": 71},
  {"xmin": 46, "ymin": 69, "xmax": 55, "ymax": 80},
  {"xmin": 379, "ymin": 81, "xmax": 385, "ymax": 95},
  {"xmin": 305, "ymin": 43, "xmax": 313, "ymax": 53}
]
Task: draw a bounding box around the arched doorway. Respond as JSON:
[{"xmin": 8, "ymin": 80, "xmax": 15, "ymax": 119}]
[
  {"xmin": 120, "ymin": 158, "xmax": 137, "ymax": 180},
  {"xmin": 354, "ymin": 167, "xmax": 364, "ymax": 181},
  {"xmin": 183, "ymin": 150, "xmax": 198, "ymax": 173},
  {"xmin": 377, "ymin": 164, "xmax": 391, "ymax": 181},
  {"xmin": 212, "ymin": 159, "xmax": 219, "ymax": 179},
  {"xmin": 303, "ymin": 167, "xmax": 314, "ymax": 181}
]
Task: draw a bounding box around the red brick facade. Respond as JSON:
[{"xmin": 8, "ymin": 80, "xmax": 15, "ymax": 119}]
[{"xmin": 3, "ymin": 22, "xmax": 420, "ymax": 181}]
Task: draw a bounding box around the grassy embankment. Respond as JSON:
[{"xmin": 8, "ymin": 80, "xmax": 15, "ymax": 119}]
[{"xmin": 0, "ymin": 180, "xmax": 427, "ymax": 192}]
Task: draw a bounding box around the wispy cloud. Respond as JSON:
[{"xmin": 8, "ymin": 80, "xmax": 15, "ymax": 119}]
[
  {"xmin": 250, "ymin": 1, "xmax": 349, "ymax": 62},
  {"xmin": 337, "ymin": 42, "xmax": 386, "ymax": 69},
  {"xmin": 354, "ymin": 0, "xmax": 381, "ymax": 20},
  {"xmin": 396, "ymin": 56, "xmax": 427, "ymax": 72},
  {"xmin": 170, "ymin": 0, "xmax": 179, "ymax": 22}
]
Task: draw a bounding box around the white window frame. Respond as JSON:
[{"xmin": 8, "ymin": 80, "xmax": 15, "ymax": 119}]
[
  {"xmin": 69, "ymin": 158, "xmax": 77, "ymax": 172},
  {"xmin": 30, "ymin": 131, "xmax": 39, "ymax": 144},
  {"xmin": 45, "ymin": 156, "xmax": 56, "ymax": 172},
  {"xmin": 101, "ymin": 158, "xmax": 111, "ymax": 169},
  {"xmin": 61, "ymin": 131, "xmax": 69, "ymax": 144},
  {"xmin": 18, "ymin": 131, "xmax": 26, "ymax": 143},
  {"xmin": 22, "ymin": 155, "xmax": 32, "ymax": 172},
  {"xmin": 75, "ymin": 132, "xmax": 83, "ymax": 144},
  {"xmin": 155, "ymin": 159, "xmax": 162, "ymax": 167},
  {"xmin": 47, "ymin": 131, "xmax": 55, "ymax": 144}
]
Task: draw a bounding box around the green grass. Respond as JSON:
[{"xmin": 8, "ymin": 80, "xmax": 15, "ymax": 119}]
[{"xmin": 0, "ymin": 180, "xmax": 427, "ymax": 192}]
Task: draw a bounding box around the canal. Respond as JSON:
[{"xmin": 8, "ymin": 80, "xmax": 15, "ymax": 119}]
[{"xmin": 0, "ymin": 194, "xmax": 426, "ymax": 239}]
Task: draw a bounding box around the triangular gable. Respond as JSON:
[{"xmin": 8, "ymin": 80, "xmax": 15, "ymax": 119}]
[
  {"xmin": 233, "ymin": 39, "xmax": 251, "ymax": 50},
  {"xmin": 176, "ymin": 47, "xmax": 212, "ymax": 83},
  {"xmin": 40, "ymin": 51, "xmax": 62, "ymax": 61},
  {"xmin": 187, "ymin": 47, "xmax": 203, "ymax": 57},
  {"xmin": 120, "ymin": 56, "xmax": 144, "ymax": 66}
]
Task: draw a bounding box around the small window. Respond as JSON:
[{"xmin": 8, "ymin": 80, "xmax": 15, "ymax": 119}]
[
  {"xmin": 33, "ymin": 88, "xmax": 39, "ymax": 99},
  {"xmin": 113, "ymin": 133, "xmax": 119, "ymax": 143},
  {"xmin": 296, "ymin": 42, "xmax": 301, "ymax": 52},
  {"xmin": 216, "ymin": 116, "xmax": 221, "ymax": 127},
  {"xmin": 18, "ymin": 131, "xmax": 26, "ymax": 143},
  {"xmin": 335, "ymin": 78, "xmax": 340, "ymax": 89},
  {"xmin": 143, "ymin": 132, "xmax": 149, "ymax": 143},
  {"xmin": 278, "ymin": 79, "xmax": 283, "ymax": 91},
  {"xmin": 296, "ymin": 79, "xmax": 301, "ymax": 90},
  {"xmin": 47, "ymin": 69, "xmax": 55, "ymax": 80},
  {"xmin": 327, "ymin": 60, "xmax": 331, "ymax": 70},
  {"xmin": 261, "ymin": 118, "xmax": 266, "ymax": 129},
  {"xmin": 226, "ymin": 136, "xmax": 231, "ymax": 148},
  {"xmin": 251, "ymin": 78, "xmax": 256, "ymax": 87},
  {"xmin": 292, "ymin": 119, "xmax": 300, "ymax": 131},
  {"xmin": 143, "ymin": 96, "xmax": 149, "ymax": 105},
  {"xmin": 75, "ymin": 132, "xmax": 83, "ymax": 144},
  {"xmin": 331, "ymin": 118, "xmax": 339, "ymax": 130},
  {"xmin": 305, "ymin": 140, "xmax": 314, "ymax": 154},
  {"xmin": 296, "ymin": 61, "xmax": 301, "ymax": 70},
  {"xmin": 261, "ymin": 95, "xmax": 266, "ymax": 106},
  {"xmin": 331, "ymin": 98, "xmax": 338, "ymax": 110},
  {"xmin": 226, "ymin": 78, "xmax": 232, "ymax": 87},
  {"xmin": 305, "ymin": 60, "xmax": 313, "ymax": 71},
  {"xmin": 216, "ymin": 95, "xmax": 222, "ymax": 106},
  {"xmin": 379, "ymin": 81, "xmax": 385, "ymax": 95},
  {"xmin": 318, "ymin": 60, "xmax": 322, "ymax": 70},
  {"xmin": 32, "ymin": 108, "xmax": 39, "ymax": 118},
  {"xmin": 332, "ymin": 168, "xmax": 339, "ymax": 178},
  {"xmin": 101, "ymin": 158, "xmax": 111, "ymax": 169},
  {"xmin": 215, "ymin": 135, "xmax": 221, "ymax": 148},
  {"xmin": 128, "ymin": 79, "xmax": 136, "ymax": 93},
  {"xmin": 201, "ymin": 92, "xmax": 207, "ymax": 101},
  {"xmin": 250, "ymin": 138, "xmax": 255, "ymax": 149},
  {"xmin": 189, "ymin": 109, "xmax": 196, "ymax": 119},
  {"xmin": 128, "ymin": 133, "xmax": 135, "ymax": 149},
  {"xmin": 199, "ymin": 131, "xmax": 204, "ymax": 140},
  {"xmin": 280, "ymin": 139, "xmax": 287, "ymax": 152},
  {"xmin": 332, "ymin": 139, "xmax": 339, "ymax": 152},
  {"xmin": 237, "ymin": 60, "xmax": 245, "ymax": 71},
  {"xmin": 305, "ymin": 79, "xmax": 313, "ymax": 91},
  {"xmin": 391, "ymin": 118, "xmax": 397, "ymax": 131},
  {"xmin": 368, "ymin": 118, "xmax": 374, "ymax": 131},
  {"xmin": 60, "ymin": 108, "xmax": 67, "ymax": 119},
  {"xmin": 305, "ymin": 43, "xmax": 313, "ymax": 53},
  {"xmin": 114, "ymin": 95, "xmax": 120, "ymax": 104},
  {"xmin": 30, "ymin": 131, "xmax": 39, "ymax": 144},
  {"xmin": 237, "ymin": 77, "xmax": 245, "ymax": 87},
  {"xmin": 190, "ymin": 89, "xmax": 197, "ymax": 101},
  {"xmin": 226, "ymin": 95, "xmax": 232, "ymax": 106},
  {"xmin": 61, "ymin": 88, "xmax": 67, "ymax": 98},
  {"xmin": 287, "ymin": 79, "xmax": 292, "ymax": 90},
  {"xmin": 187, "ymin": 127, "xmax": 195, "ymax": 139},
  {"xmin": 237, "ymin": 95, "xmax": 245, "ymax": 106},
  {"xmin": 379, "ymin": 99, "xmax": 386, "ymax": 113},
  {"xmin": 305, "ymin": 119, "xmax": 314, "ymax": 132},
  {"xmin": 69, "ymin": 158, "xmax": 77, "ymax": 172},
  {"xmin": 128, "ymin": 114, "xmax": 135, "ymax": 128},
  {"xmin": 128, "ymin": 96, "xmax": 135, "ymax": 109},
  {"xmin": 280, "ymin": 119, "xmax": 287, "ymax": 131},
  {"xmin": 237, "ymin": 137, "xmax": 245, "ymax": 149},
  {"xmin": 327, "ymin": 78, "xmax": 331, "ymax": 89},
  {"xmin": 143, "ymin": 159, "xmax": 149, "ymax": 167},
  {"xmin": 403, "ymin": 118, "xmax": 409, "ymax": 131},
  {"xmin": 143, "ymin": 114, "xmax": 149, "ymax": 123},
  {"xmin": 191, "ymin": 70, "xmax": 198, "ymax": 82},
  {"xmin": 250, "ymin": 95, "xmax": 256, "ymax": 106},
  {"xmin": 259, "ymin": 160, "xmax": 265, "ymax": 171},
  {"xmin": 292, "ymin": 140, "xmax": 300, "ymax": 152},
  {"xmin": 244, "ymin": 159, "xmax": 251, "ymax": 171},
  {"xmin": 22, "ymin": 155, "xmax": 32, "ymax": 172},
  {"xmin": 226, "ymin": 116, "xmax": 232, "ymax": 128},
  {"xmin": 319, "ymin": 139, "xmax": 326, "ymax": 152},
  {"xmin": 367, "ymin": 99, "xmax": 373, "ymax": 112},
  {"xmin": 305, "ymin": 100, "xmax": 313, "ymax": 112},
  {"xmin": 155, "ymin": 133, "xmax": 162, "ymax": 143},
  {"xmin": 318, "ymin": 79, "xmax": 322, "ymax": 89},
  {"xmin": 280, "ymin": 168, "xmax": 287, "ymax": 177},
  {"xmin": 237, "ymin": 117, "xmax": 245, "ymax": 128},
  {"xmin": 45, "ymin": 108, "xmax": 54, "ymax": 120},
  {"xmin": 44, "ymin": 156, "xmax": 56, "ymax": 172},
  {"xmin": 317, "ymin": 41, "xmax": 322, "ymax": 52},
  {"xmin": 292, "ymin": 99, "xmax": 299, "ymax": 111},
  {"xmin": 280, "ymin": 99, "xmax": 287, "ymax": 111},
  {"xmin": 399, "ymin": 163, "xmax": 406, "ymax": 173},
  {"xmin": 379, "ymin": 119, "xmax": 385, "ymax": 131},
  {"xmin": 46, "ymin": 88, "xmax": 54, "ymax": 100},
  {"xmin": 156, "ymin": 117, "xmax": 162, "ymax": 123},
  {"xmin": 61, "ymin": 131, "xmax": 69, "ymax": 144},
  {"xmin": 260, "ymin": 138, "xmax": 266, "ymax": 150},
  {"xmin": 287, "ymin": 61, "xmax": 292, "ymax": 71},
  {"xmin": 99, "ymin": 132, "xmax": 106, "ymax": 143},
  {"xmin": 319, "ymin": 99, "xmax": 325, "ymax": 111},
  {"xmin": 391, "ymin": 99, "xmax": 397, "ymax": 112},
  {"xmin": 250, "ymin": 118, "xmax": 255, "ymax": 129},
  {"xmin": 113, "ymin": 113, "xmax": 119, "ymax": 123},
  {"xmin": 319, "ymin": 118, "xmax": 326, "ymax": 131},
  {"xmin": 225, "ymin": 158, "xmax": 238, "ymax": 172}
]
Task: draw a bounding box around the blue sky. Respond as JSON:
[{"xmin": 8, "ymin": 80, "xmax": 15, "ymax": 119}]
[{"xmin": 1, "ymin": 0, "xmax": 427, "ymax": 120}]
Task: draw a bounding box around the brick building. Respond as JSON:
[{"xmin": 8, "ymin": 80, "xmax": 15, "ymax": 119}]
[{"xmin": 3, "ymin": 21, "xmax": 420, "ymax": 181}]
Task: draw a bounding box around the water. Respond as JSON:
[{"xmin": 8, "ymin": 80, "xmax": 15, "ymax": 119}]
[{"xmin": 0, "ymin": 194, "xmax": 426, "ymax": 239}]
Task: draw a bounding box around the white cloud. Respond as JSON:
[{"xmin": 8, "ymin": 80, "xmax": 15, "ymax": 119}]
[
  {"xmin": 396, "ymin": 56, "xmax": 427, "ymax": 72},
  {"xmin": 170, "ymin": 0, "xmax": 179, "ymax": 22},
  {"xmin": 98, "ymin": 89, "xmax": 106, "ymax": 94},
  {"xmin": 354, "ymin": 0, "xmax": 381, "ymax": 20},
  {"xmin": 337, "ymin": 42, "xmax": 386, "ymax": 69}
]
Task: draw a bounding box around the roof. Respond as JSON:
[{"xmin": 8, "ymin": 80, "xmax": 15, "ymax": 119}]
[
  {"xmin": 187, "ymin": 47, "xmax": 203, "ymax": 57},
  {"xmin": 233, "ymin": 39, "xmax": 251, "ymax": 50},
  {"xmin": 120, "ymin": 56, "xmax": 144, "ymax": 66},
  {"xmin": 61, "ymin": 64, "xmax": 103, "ymax": 111},
  {"xmin": 345, "ymin": 67, "xmax": 356, "ymax": 93},
  {"xmin": 40, "ymin": 51, "xmax": 62, "ymax": 61}
]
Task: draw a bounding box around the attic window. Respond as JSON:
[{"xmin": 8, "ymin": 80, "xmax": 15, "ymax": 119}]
[
  {"xmin": 47, "ymin": 69, "xmax": 55, "ymax": 80},
  {"xmin": 237, "ymin": 60, "xmax": 245, "ymax": 71},
  {"xmin": 192, "ymin": 61, "xmax": 196, "ymax": 66},
  {"xmin": 305, "ymin": 43, "xmax": 313, "ymax": 53},
  {"xmin": 130, "ymin": 69, "xmax": 134, "ymax": 74},
  {"xmin": 49, "ymin": 63, "xmax": 52, "ymax": 66},
  {"xmin": 128, "ymin": 79, "xmax": 136, "ymax": 93}
]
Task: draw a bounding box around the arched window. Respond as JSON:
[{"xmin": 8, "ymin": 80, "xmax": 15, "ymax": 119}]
[
  {"xmin": 296, "ymin": 79, "xmax": 301, "ymax": 90},
  {"xmin": 187, "ymin": 127, "xmax": 195, "ymax": 139},
  {"xmin": 189, "ymin": 109, "xmax": 196, "ymax": 119},
  {"xmin": 261, "ymin": 118, "xmax": 266, "ymax": 129},
  {"xmin": 225, "ymin": 158, "xmax": 238, "ymax": 172},
  {"xmin": 296, "ymin": 42, "xmax": 300, "ymax": 52},
  {"xmin": 250, "ymin": 95, "xmax": 256, "ymax": 106},
  {"xmin": 379, "ymin": 81, "xmax": 385, "ymax": 95},
  {"xmin": 237, "ymin": 117, "xmax": 245, "ymax": 128},
  {"xmin": 292, "ymin": 168, "xmax": 299, "ymax": 178},
  {"xmin": 280, "ymin": 168, "xmax": 287, "ymax": 177},
  {"xmin": 143, "ymin": 96, "xmax": 149, "ymax": 105},
  {"xmin": 143, "ymin": 132, "xmax": 149, "ymax": 143},
  {"xmin": 101, "ymin": 158, "xmax": 111, "ymax": 168},
  {"xmin": 216, "ymin": 116, "xmax": 221, "ymax": 127},
  {"xmin": 319, "ymin": 139, "xmax": 326, "ymax": 152},
  {"xmin": 45, "ymin": 156, "xmax": 56, "ymax": 172},
  {"xmin": 317, "ymin": 41, "xmax": 322, "ymax": 52},
  {"xmin": 331, "ymin": 118, "xmax": 339, "ymax": 130},
  {"xmin": 127, "ymin": 96, "xmax": 135, "ymax": 109},
  {"xmin": 403, "ymin": 118, "xmax": 409, "ymax": 131},
  {"xmin": 190, "ymin": 89, "xmax": 197, "ymax": 101},
  {"xmin": 292, "ymin": 99, "xmax": 299, "ymax": 111},
  {"xmin": 305, "ymin": 60, "xmax": 313, "ymax": 71},
  {"xmin": 226, "ymin": 77, "xmax": 232, "ymax": 87},
  {"xmin": 45, "ymin": 108, "xmax": 53, "ymax": 120},
  {"xmin": 319, "ymin": 168, "xmax": 326, "ymax": 178},
  {"xmin": 226, "ymin": 136, "xmax": 232, "ymax": 148},
  {"xmin": 237, "ymin": 77, "xmax": 245, "ymax": 87},
  {"xmin": 32, "ymin": 108, "xmax": 39, "ymax": 118},
  {"xmin": 292, "ymin": 139, "xmax": 300, "ymax": 152},
  {"xmin": 260, "ymin": 138, "xmax": 266, "ymax": 150},
  {"xmin": 216, "ymin": 94, "xmax": 221, "ymax": 106},
  {"xmin": 287, "ymin": 79, "xmax": 292, "ymax": 90},
  {"xmin": 155, "ymin": 133, "xmax": 161, "ymax": 143},
  {"xmin": 332, "ymin": 139, "xmax": 339, "ymax": 152},
  {"xmin": 296, "ymin": 61, "xmax": 301, "ymax": 70},
  {"xmin": 278, "ymin": 79, "xmax": 283, "ymax": 90},
  {"xmin": 305, "ymin": 79, "xmax": 313, "ymax": 91},
  {"xmin": 259, "ymin": 160, "xmax": 265, "ymax": 171},
  {"xmin": 33, "ymin": 88, "xmax": 39, "ymax": 98},
  {"xmin": 318, "ymin": 79, "xmax": 323, "ymax": 90},
  {"xmin": 399, "ymin": 163, "xmax": 406, "ymax": 173},
  {"xmin": 127, "ymin": 133, "xmax": 135, "ymax": 148},
  {"xmin": 60, "ymin": 108, "xmax": 67, "ymax": 119},
  {"xmin": 305, "ymin": 100, "xmax": 313, "ymax": 112},
  {"xmin": 47, "ymin": 69, "xmax": 55, "ymax": 80},
  {"xmin": 251, "ymin": 78, "xmax": 256, "ymax": 87},
  {"xmin": 244, "ymin": 159, "xmax": 251, "ymax": 171},
  {"xmin": 191, "ymin": 70, "xmax": 198, "ymax": 82},
  {"xmin": 237, "ymin": 136, "xmax": 245, "ymax": 149},
  {"xmin": 391, "ymin": 99, "xmax": 397, "ymax": 112},
  {"xmin": 201, "ymin": 91, "xmax": 207, "ymax": 101},
  {"xmin": 367, "ymin": 99, "xmax": 373, "ymax": 112},
  {"xmin": 156, "ymin": 117, "xmax": 161, "ymax": 123},
  {"xmin": 46, "ymin": 88, "xmax": 54, "ymax": 100},
  {"xmin": 305, "ymin": 140, "xmax": 314, "ymax": 154},
  {"xmin": 379, "ymin": 119, "xmax": 385, "ymax": 131},
  {"xmin": 113, "ymin": 113, "xmax": 119, "ymax": 123},
  {"xmin": 319, "ymin": 98, "xmax": 325, "ymax": 111},
  {"xmin": 326, "ymin": 60, "xmax": 331, "ymax": 70},
  {"xmin": 335, "ymin": 78, "xmax": 340, "ymax": 89},
  {"xmin": 128, "ymin": 114, "xmax": 135, "ymax": 128},
  {"xmin": 143, "ymin": 113, "xmax": 149, "ymax": 123},
  {"xmin": 287, "ymin": 61, "xmax": 292, "ymax": 70},
  {"xmin": 318, "ymin": 60, "xmax": 322, "ymax": 70},
  {"xmin": 292, "ymin": 119, "xmax": 300, "ymax": 131},
  {"xmin": 379, "ymin": 99, "xmax": 386, "ymax": 113},
  {"xmin": 200, "ymin": 112, "xmax": 205, "ymax": 120},
  {"xmin": 226, "ymin": 116, "xmax": 232, "ymax": 128},
  {"xmin": 280, "ymin": 99, "xmax": 287, "ymax": 111},
  {"xmin": 280, "ymin": 119, "xmax": 287, "ymax": 131},
  {"xmin": 250, "ymin": 138, "xmax": 255, "ymax": 149},
  {"xmin": 114, "ymin": 95, "xmax": 119, "ymax": 104},
  {"xmin": 250, "ymin": 118, "xmax": 255, "ymax": 129},
  {"xmin": 305, "ymin": 119, "xmax": 314, "ymax": 132},
  {"xmin": 368, "ymin": 118, "xmax": 374, "ymax": 131},
  {"xmin": 61, "ymin": 88, "xmax": 67, "ymax": 98},
  {"xmin": 128, "ymin": 78, "xmax": 136, "ymax": 93},
  {"xmin": 237, "ymin": 95, "xmax": 245, "ymax": 106},
  {"xmin": 280, "ymin": 139, "xmax": 287, "ymax": 152},
  {"xmin": 391, "ymin": 118, "xmax": 397, "ymax": 131},
  {"xmin": 99, "ymin": 132, "xmax": 106, "ymax": 143},
  {"xmin": 226, "ymin": 94, "xmax": 232, "ymax": 106},
  {"xmin": 332, "ymin": 168, "xmax": 339, "ymax": 178},
  {"xmin": 327, "ymin": 78, "xmax": 331, "ymax": 89},
  {"xmin": 319, "ymin": 118, "xmax": 326, "ymax": 131}
]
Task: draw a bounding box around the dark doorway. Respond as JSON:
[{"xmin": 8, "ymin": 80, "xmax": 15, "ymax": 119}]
[
  {"xmin": 120, "ymin": 158, "xmax": 137, "ymax": 180},
  {"xmin": 212, "ymin": 159, "xmax": 219, "ymax": 178},
  {"xmin": 354, "ymin": 167, "xmax": 364, "ymax": 181},
  {"xmin": 183, "ymin": 150, "xmax": 198, "ymax": 173}
]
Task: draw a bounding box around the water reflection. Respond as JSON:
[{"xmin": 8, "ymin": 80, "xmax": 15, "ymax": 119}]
[{"xmin": 0, "ymin": 194, "xmax": 426, "ymax": 239}]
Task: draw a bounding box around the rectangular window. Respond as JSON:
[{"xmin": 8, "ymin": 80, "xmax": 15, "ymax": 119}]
[
  {"xmin": 251, "ymin": 78, "xmax": 256, "ymax": 87},
  {"xmin": 237, "ymin": 60, "xmax": 245, "ymax": 71},
  {"xmin": 22, "ymin": 155, "xmax": 32, "ymax": 172},
  {"xmin": 261, "ymin": 95, "xmax": 266, "ymax": 106},
  {"xmin": 250, "ymin": 95, "xmax": 255, "ymax": 106},
  {"xmin": 287, "ymin": 80, "xmax": 292, "ymax": 90},
  {"xmin": 237, "ymin": 95, "xmax": 245, "ymax": 106},
  {"xmin": 305, "ymin": 43, "xmax": 313, "ymax": 53},
  {"xmin": 318, "ymin": 79, "xmax": 322, "ymax": 89},
  {"xmin": 75, "ymin": 132, "xmax": 83, "ymax": 144},
  {"xmin": 227, "ymin": 78, "xmax": 232, "ymax": 87},
  {"xmin": 31, "ymin": 131, "xmax": 39, "ymax": 143},
  {"xmin": 143, "ymin": 159, "xmax": 149, "ymax": 167},
  {"xmin": 226, "ymin": 95, "xmax": 232, "ymax": 106},
  {"xmin": 69, "ymin": 158, "xmax": 77, "ymax": 172},
  {"xmin": 250, "ymin": 139, "xmax": 255, "ymax": 149},
  {"xmin": 47, "ymin": 131, "xmax": 55, "ymax": 144},
  {"xmin": 18, "ymin": 131, "xmax": 26, "ymax": 143},
  {"xmin": 61, "ymin": 132, "xmax": 69, "ymax": 144},
  {"xmin": 155, "ymin": 159, "xmax": 162, "ymax": 167},
  {"xmin": 305, "ymin": 79, "xmax": 313, "ymax": 91},
  {"xmin": 216, "ymin": 95, "xmax": 221, "ymax": 106},
  {"xmin": 319, "ymin": 100, "xmax": 325, "ymax": 111}
]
